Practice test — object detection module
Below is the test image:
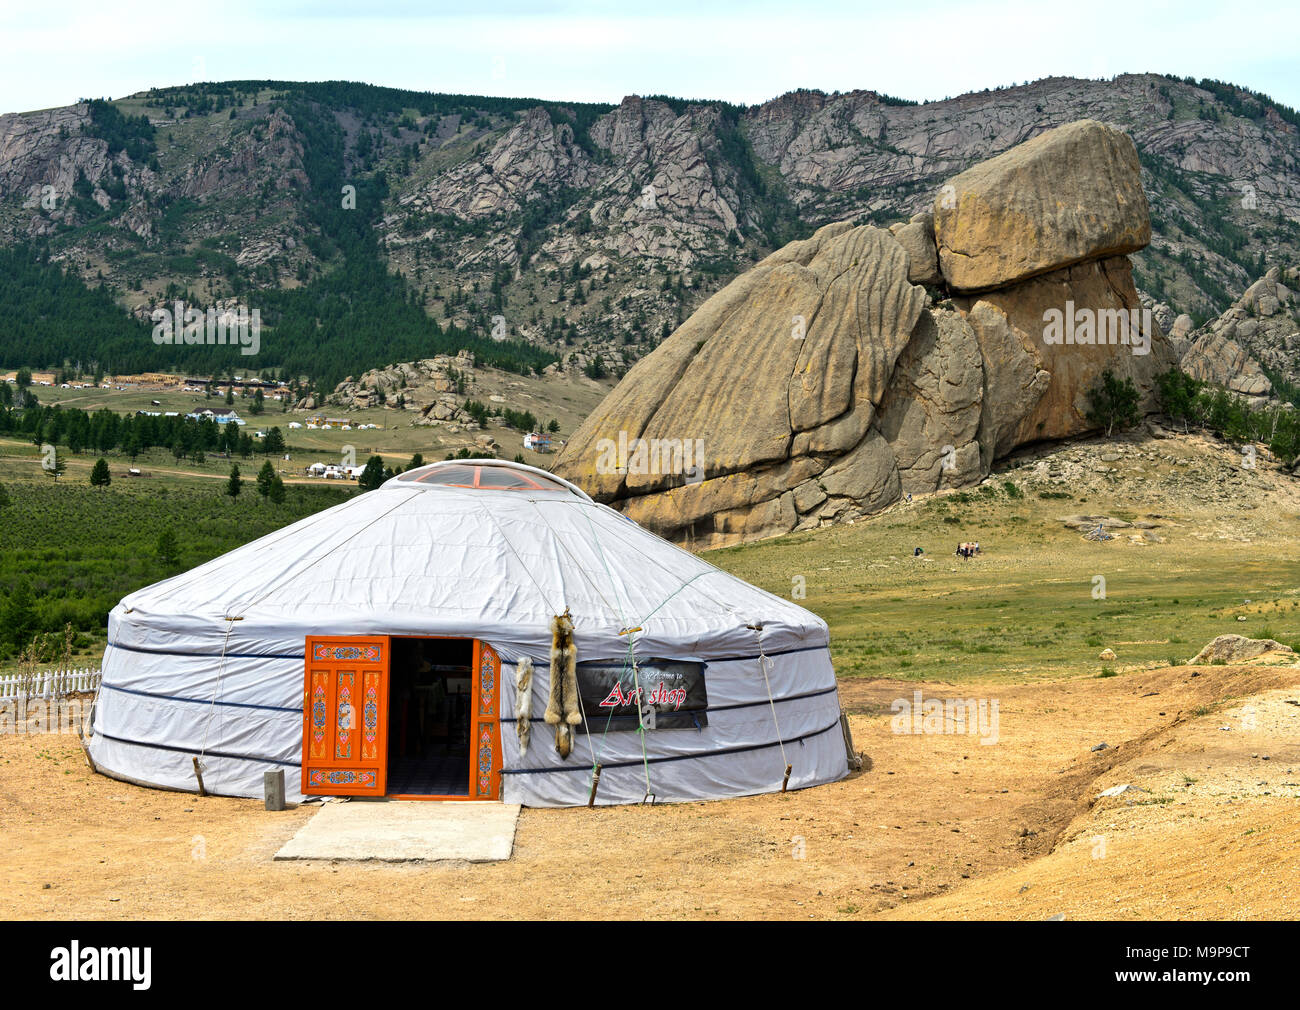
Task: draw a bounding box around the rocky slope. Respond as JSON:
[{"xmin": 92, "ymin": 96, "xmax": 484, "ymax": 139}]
[
  {"xmin": 1, "ymin": 76, "xmax": 1298, "ymax": 385},
  {"xmin": 553, "ymin": 121, "xmax": 1177, "ymax": 546},
  {"xmin": 1180, "ymin": 265, "xmax": 1300, "ymax": 403}
]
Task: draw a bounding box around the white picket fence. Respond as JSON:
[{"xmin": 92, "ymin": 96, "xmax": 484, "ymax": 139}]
[{"xmin": 0, "ymin": 667, "xmax": 101, "ymax": 701}]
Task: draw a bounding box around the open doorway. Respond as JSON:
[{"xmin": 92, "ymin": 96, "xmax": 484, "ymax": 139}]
[{"xmin": 387, "ymin": 637, "xmax": 473, "ymax": 796}]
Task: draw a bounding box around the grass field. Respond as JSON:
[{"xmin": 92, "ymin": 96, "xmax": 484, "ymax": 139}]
[
  {"xmin": 0, "ymin": 449, "xmax": 354, "ymax": 667},
  {"xmin": 3, "ymin": 425, "xmax": 1299, "ymax": 683},
  {"xmin": 713, "ymin": 441, "xmax": 1300, "ymax": 684},
  {"xmin": 10, "ymin": 361, "xmax": 612, "ymax": 472}
]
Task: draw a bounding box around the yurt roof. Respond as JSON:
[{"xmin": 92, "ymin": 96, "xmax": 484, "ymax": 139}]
[{"xmin": 111, "ymin": 460, "xmax": 827, "ymax": 660}]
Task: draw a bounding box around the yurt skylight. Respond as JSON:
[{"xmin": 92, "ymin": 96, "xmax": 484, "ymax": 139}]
[{"xmin": 395, "ymin": 460, "xmax": 584, "ymax": 496}]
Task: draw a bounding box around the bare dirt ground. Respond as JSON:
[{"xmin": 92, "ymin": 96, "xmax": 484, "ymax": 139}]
[{"xmin": 2, "ymin": 661, "xmax": 1296, "ymax": 920}]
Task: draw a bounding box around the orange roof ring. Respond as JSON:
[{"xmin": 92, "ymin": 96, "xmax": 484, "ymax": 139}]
[{"xmin": 395, "ymin": 459, "xmax": 591, "ymax": 499}]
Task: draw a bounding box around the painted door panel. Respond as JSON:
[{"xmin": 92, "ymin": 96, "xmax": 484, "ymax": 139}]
[
  {"xmin": 470, "ymin": 641, "xmax": 503, "ymax": 800},
  {"xmin": 302, "ymin": 636, "xmax": 389, "ymax": 796}
]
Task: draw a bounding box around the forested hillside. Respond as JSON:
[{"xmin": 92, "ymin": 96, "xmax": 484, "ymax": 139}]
[{"xmin": 1, "ymin": 74, "xmax": 1298, "ymax": 388}]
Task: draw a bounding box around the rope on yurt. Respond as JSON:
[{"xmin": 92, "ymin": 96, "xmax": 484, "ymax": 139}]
[
  {"xmin": 748, "ymin": 621, "xmax": 792, "ymax": 792},
  {"xmin": 196, "ymin": 615, "xmax": 239, "ymax": 794},
  {"xmin": 573, "ymin": 506, "xmax": 656, "ymax": 801},
  {"xmin": 623, "ymin": 629, "xmax": 654, "ymax": 803},
  {"xmin": 531, "ymin": 500, "xmax": 623, "ymax": 626},
  {"xmin": 545, "ymin": 502, "xmax": 657, "ymax": 801},
  {"xmin": 529, "ymin": 500, "xmax": 646, "ymax": 797},
  {"xmin": 596, "ymin": 513, "xmax": 800, "ymax": 793},
  {"xmin": 475, "ymin": 499, "xmax": 561, "ymax": 614}
]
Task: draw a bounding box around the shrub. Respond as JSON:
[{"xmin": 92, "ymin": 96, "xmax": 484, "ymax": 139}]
[{"xmin": 1085, "ymin": 368, "xmax": 1142, "ymax": 436}]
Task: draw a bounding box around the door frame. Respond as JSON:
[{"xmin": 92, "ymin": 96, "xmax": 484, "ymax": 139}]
[{"xmin": 302, "ymin": 634, "xmax": 502, "ymax": 801}]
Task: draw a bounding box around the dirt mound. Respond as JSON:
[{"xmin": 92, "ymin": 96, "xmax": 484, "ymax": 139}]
[{"xmin": 882, "ymin": 666, "xmax": 1300, "ymax": 920}]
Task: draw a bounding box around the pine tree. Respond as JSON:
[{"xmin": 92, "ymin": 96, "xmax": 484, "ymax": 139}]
[
  {"xmin": 256, "ymin": 460, "xmax": 276, "ymax": 499},
  {"xmin": 1, "ymin": 579, "xmax": 35, "ymax": 650},
  {"xmin": 358, "ymin": 455, "xmax": 385, "ymax": 492},
  {"xmin": 226, "ymin": 464, "xmax": 242, "ymax": 499},
  {"xmin": 269, "ymin": 474, "xmax": 286, "ymax": 504},
  {"xmin": 44, "ymin": 445, "xmax": 66, "ymax": 481},
  {"xmin": 90, "ymin": 458, "xmax": 111, "ymax": 486}
]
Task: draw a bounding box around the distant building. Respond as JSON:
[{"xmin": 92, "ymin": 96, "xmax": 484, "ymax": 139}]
[{"xmin": 186, "ymin": 407, "xmax": 246, "ymax": 426}]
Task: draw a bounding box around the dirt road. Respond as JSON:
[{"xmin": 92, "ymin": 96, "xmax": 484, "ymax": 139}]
[{"xmin": 2, "ymin": 662, "xmax": 1295, "ymax": 920}]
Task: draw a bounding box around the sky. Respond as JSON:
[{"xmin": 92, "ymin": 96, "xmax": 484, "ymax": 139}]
[{"xmin": 2, "ymin": 0, "xmax": 1297, "ymax": 115}]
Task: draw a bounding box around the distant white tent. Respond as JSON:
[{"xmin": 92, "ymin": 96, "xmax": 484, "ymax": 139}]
[{"xmin": 87, "ymin": 460, "xmax": 849, "ymax": 805}]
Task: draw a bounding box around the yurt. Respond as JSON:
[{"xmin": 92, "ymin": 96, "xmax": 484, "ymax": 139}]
[{"xmin": 87, "ymin": 460, "xmax": 850, "ymax": 805}]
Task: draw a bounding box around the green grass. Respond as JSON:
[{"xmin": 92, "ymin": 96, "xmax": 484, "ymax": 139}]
[
  {"xmin": 0, "ymin": 467, "xmax": 352, "ymax": 666},
  {"xmin": 708, "ymin": 487, "xmax": 1300, "ymax": 684}
]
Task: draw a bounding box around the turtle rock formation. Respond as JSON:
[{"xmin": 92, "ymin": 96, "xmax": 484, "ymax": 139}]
[{"xmin": 554, "ymin": 120, "xmax": 1177, "ymax": 547}]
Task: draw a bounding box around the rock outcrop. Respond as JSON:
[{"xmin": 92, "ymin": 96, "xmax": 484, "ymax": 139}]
[
  {"xmin": 1179, "ymin": 266, "xmax": 1300, "ymax": 405},
  {"xmin": 554, "ymin": 120, "xmax": 1176, "ymax": 547},
  {"xmin": 1181, "ymin": 331, "xmax": 1272, "ymax": 403},
  {"xmin": 1190, "ymin": 634, "xmax": 1297, "ymax": 666}
]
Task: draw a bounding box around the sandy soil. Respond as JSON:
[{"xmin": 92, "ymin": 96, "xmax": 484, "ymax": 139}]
[{"xmin": 2, "ymin": 661, "xmax": 1296, "ymax": 920}]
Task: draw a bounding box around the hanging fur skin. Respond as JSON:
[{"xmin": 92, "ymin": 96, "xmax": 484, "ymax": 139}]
[
  {"xmin": 515, "ymin": 656, "xmax": 533, "ymax": 757},
  {"xmin": 547, "ymin": 609, "xmax": 580, "ymax": 757}
]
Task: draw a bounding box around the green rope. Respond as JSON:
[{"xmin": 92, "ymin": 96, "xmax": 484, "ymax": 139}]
[
  {"xmin": 570, "ymin": 506, "xmax": 725, "ymax": 803},
  {"xmin": 577, "ymin": 507, "xmax": 653, "ymax": 798},
  {"xmin": 635, "ymin": 570, "xmax": 713, "ymax": 627}
]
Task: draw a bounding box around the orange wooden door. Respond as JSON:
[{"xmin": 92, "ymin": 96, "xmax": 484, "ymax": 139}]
[
  {"xmin": 470, "ymin": 641, "xmax": 503, "ymax": 799},
  {"xmin": 302, "ymin": 636, "xmax": 389, "ymax": 796}
]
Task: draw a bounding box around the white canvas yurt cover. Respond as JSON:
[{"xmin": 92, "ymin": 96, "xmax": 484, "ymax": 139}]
[{"xmin": 87, "ymin": 460, "xmax": 850, "ymax": 805}]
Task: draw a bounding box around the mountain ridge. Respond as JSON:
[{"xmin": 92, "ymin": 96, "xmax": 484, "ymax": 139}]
[{"xmin": 1, "ymin": 74, "xmax": 1298, "ymax": 389}]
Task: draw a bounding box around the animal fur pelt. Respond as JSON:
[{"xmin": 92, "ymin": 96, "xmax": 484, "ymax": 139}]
[
  {"xmin": 546, "ymin": 609, "xmax": 581, "ymax": 757},
  {"xmin": 515, "ymin": 656, "xmax": 533, "ymax": 757}
]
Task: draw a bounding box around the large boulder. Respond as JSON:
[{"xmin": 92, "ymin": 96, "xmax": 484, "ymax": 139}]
[
  {"xmin": 559, "ymin": 221, "xmax": 925, "ymax": 518},
  {"xmin": 933, "ymin": 119, "xmax": 1150, "ymax": 292},
  {"xmin": 1189, "ymin": 635, "xmax": 1297, "ymax": 666},
  {"xmin": 555, "ymin": 120, "xmax": 1170, "ymax": 547},
  {"xmin": 955, "ymin": 255, "xmax": 1176, "ymax": 456},
  {"xmin": 889, "ymin": 212, "xmax": 941, "ymax": 286},
  {"xmin": 875, "ymin": 308, "xmax": 984, "ymax": 492}
]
